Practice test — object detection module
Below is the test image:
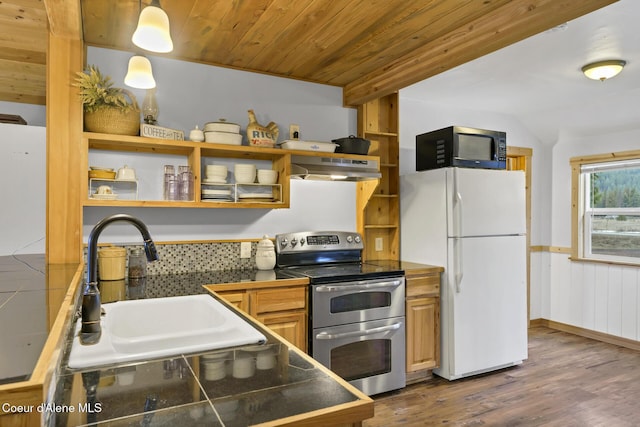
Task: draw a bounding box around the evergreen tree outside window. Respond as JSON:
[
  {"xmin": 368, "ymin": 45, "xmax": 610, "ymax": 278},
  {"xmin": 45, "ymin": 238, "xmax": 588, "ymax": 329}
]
[{"xmin": 579, "ymin": 159, "xmax": 640, "ymax": 263}]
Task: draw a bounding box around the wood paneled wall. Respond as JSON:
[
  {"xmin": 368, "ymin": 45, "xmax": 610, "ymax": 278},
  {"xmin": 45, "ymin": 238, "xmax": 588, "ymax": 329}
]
[{"xmin": 538, "ymin": 252, "xmax": 640, "ymax": 342}]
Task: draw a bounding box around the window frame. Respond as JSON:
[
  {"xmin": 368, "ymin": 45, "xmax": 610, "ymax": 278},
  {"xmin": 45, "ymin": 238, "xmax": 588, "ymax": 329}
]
[{"xmin": 571, "ymin": 149, "xmax": 640, "ymax": 265}]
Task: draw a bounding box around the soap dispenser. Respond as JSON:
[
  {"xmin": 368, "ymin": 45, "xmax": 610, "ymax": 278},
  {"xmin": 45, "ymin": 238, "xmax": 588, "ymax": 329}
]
[{"xmin": 255, "ymin": 235, "xmax": 276, "ymax": 270}]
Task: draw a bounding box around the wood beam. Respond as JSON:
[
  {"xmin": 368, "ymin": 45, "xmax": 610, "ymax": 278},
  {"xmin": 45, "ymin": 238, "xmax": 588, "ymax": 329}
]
[
  {"xmin": 46, "ymin": 32, "xmax": 84, "ymax": 263},
  {"xmin": 343, "ymin": 0, "xmax": 617, "ymax": 106},
  {"xmin": 44, "ymin": 0, "xmax": 82, "ymax": 40}
]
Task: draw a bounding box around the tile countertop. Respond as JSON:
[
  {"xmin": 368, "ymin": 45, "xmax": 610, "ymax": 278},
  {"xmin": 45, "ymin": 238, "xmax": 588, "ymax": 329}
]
[
  {"xmin": 48, "ymin": 270, "xmax": 372, "ymax": 427},
  {"xmin": 0, "ymin": 254, "xmax": 78, "ymax": 385}
]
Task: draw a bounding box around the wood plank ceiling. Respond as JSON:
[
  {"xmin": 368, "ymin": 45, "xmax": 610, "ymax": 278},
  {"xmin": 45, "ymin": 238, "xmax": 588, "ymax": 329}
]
[
  {"xmin": 0, "ymin": 0, "xmax": 48, "ymax": 105},
  {"xmin": 1, "ymin": 0, "xmax": 617, "ymax": 107}
]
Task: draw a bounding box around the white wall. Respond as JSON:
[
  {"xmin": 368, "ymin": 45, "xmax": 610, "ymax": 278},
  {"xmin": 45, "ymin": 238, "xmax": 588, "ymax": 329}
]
[
  {"xmin": 87, "ymin": 47, "xmax": 357, "ymax": 141},
  {"xmin": 399, "ymin": 90, "xmax": 640, "ymax": 342},
  {"xmin": 0, "ymin": 101, "xmax": 46, "ymax": 127},
  {"xmin": 398, "ymin": 94, "xmax": 550, "ymax": 319},
  {"xmin": 83, "ymin": 48, "xmax": 357, "ymax": 242},
  {"xmin": 82, "ymin": 179, "xmax": 356, "ymax": 243},
  {"xmin": 0, "ymin": 124, "xmax": 46, "ymax": 255},
  {"xmin": 398, "ymin": 95, "xmax": 549, "ymax": 245},
  {"xmin": 544, "ymin": 129, "xmax": 640, "ymax": 340}
]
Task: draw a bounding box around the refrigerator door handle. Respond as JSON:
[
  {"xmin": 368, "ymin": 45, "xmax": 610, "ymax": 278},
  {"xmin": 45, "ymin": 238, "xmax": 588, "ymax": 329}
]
[
  {"xmin": 454, "ymin": 238, "xmax": 463, "ymax": 293},
  {"xmin": 453, "ymin": 167, "xmax": 463, "ymax": 236}
]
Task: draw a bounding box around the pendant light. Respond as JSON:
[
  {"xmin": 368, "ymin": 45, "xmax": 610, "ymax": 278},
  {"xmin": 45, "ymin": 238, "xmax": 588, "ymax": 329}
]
[
  {"xmin": 132, "ymin": 0, "xmax": 173, "ymax": 53},
  {"xmin": 124, "ymin": 55, "xmax": 156, "ymax": 89},
  {"xmin": 581, "ymin": 60, "xmax": 626, "ymax": 81}
]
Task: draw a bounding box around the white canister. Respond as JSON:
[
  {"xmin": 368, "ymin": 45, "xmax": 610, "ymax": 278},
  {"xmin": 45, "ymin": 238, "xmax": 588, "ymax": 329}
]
[
  {"xmin": 256, "ymin": 349, "xmax": 277, "ymax": 370},
  {"xmin": 255, "ymin": 235, "xmax": 276, "ymax": 270},
  {"xmin": 232, "ymin": 352, "xmax": 255, "ymax": 379}
]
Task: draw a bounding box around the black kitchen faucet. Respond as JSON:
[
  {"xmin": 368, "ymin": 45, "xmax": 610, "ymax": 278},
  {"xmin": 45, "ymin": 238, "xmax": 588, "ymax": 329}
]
[{"xmin": 80, "ymin": 214, "xmax": 159, "ymax": 345}]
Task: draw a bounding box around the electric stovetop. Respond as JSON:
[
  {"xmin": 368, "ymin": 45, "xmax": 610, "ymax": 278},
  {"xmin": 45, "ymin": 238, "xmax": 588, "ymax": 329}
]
[{"xmin": 278, "ymin": 262, "xmax": 404, "ymax": 284}]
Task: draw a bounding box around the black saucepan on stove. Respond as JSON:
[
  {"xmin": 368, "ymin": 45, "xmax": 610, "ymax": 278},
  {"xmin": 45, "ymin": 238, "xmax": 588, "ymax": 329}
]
[{"xmin": 331, "ymin": 135, "xmax": 370, "ymax": 155}]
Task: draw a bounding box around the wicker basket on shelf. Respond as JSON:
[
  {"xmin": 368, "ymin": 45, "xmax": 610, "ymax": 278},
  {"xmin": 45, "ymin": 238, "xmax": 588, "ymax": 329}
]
[{"xmin": 84, "ymin": 89, "xmax": 140, "ymax": 136}]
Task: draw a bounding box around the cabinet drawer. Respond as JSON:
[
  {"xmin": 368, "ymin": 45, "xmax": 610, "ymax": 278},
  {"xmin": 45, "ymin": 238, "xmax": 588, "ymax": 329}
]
[
  {"xmin": 253, "ymin": 286, "xmax": 307, "ymax": 314},
  {"xmin": 217, "ymin": 291, "xmax": 249, "ymax": 313},
  {"xmin": 406, "ymin": 274, "xmax": 440, "ymax": 298}
]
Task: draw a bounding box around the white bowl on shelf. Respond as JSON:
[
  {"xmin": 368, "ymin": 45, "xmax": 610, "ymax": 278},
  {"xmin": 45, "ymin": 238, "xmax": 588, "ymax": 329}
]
[
  {"xmin": 234, "ymin": 164, "xmax": 256, "ymax": 183},
  {"xmin": 257, "ymin": 169, "xmax": 278, "ymax": 184},
  {"xmin": 205, "ymin": 165, "xmax": 228, "ymax": 180},
  {"xmin": 235, "ymin": 173, "xmax": 256, "ymax": 184},
  {"xmin": 234, "ymin": 163, "xmax": 256, "ymax": 171}
]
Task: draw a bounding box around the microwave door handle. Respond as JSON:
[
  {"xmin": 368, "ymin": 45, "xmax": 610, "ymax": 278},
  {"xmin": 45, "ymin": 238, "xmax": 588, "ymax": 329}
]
[
  {"xmin": 315, "ymin": 280, "xmax": 403, "ymax": 293},
  {"xmin": 491, "ymin": 137, "xmax": 497, "ymax": 161},
  {"xmin": 315, "ymin": 322, "xmax": 402, "ymax": 340}
]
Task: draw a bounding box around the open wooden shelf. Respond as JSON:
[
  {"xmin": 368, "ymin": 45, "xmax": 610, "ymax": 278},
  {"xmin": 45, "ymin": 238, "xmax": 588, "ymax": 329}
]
[
  {"xmin": 357, "ymin": 93, "xmax": 400, "ymax": 261},
  {"xmin": 82, "ymin": 132, "xmax": 378, "ymax": 210}
]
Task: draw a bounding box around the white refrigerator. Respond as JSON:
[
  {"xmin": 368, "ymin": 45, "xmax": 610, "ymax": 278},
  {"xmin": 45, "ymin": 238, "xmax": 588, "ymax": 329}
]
[{"xmin": 401, "ymin": 167, "xmax": 528, "ymax": 380}]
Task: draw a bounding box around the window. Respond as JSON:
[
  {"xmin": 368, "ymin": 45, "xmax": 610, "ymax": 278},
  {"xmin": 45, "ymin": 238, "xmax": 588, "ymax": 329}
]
[{"xmin": 572, "ymin": 153, "xmax": 640, "ymax": 264}]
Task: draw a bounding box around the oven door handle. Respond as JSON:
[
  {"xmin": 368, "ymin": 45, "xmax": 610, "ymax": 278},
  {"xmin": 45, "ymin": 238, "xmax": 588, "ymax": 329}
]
[
  {"xmin": 314, "ymin": 279, "xmax": 403, "ymax": 293},
  {"xmin": 315, "ymin": 322, "xmax": 402, "ymax": 340}
]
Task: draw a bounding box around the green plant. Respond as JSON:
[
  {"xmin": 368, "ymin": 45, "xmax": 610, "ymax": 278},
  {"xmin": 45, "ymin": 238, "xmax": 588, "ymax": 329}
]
[{"xmin": 74, "ymin": 65, "xmax": 133, "ymax": 113}]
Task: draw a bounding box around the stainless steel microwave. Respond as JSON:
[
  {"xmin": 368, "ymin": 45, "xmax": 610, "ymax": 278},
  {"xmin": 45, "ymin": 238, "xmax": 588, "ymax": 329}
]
[{"xmin": 416, "ymin": 126, "xmax": 507, "ymax": 171}]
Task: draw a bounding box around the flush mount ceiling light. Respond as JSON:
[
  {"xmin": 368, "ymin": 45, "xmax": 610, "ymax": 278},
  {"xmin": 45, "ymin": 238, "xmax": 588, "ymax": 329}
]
[
  {"xmin": 132, "ymin": 0, "xmax": 173, "ymax": 53},
  {"xmin": 581, "ymin": 60, "xmax": 626, "ymax": 81},
  {"xmin": 124, "ymin": 55, "xmax": 156, "ymax": 89}
]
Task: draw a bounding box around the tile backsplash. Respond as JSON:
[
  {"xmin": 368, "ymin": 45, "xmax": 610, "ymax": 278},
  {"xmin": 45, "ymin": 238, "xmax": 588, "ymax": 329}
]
[{"xmin": 86, "ymin": 241, "xmax": 258, "ymax": 275}]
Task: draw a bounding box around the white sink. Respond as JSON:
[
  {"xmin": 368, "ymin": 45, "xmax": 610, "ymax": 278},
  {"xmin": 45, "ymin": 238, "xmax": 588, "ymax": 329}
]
[{"xmin": 68, "ymin": 294, "xmax": 266, "ymax": 369}]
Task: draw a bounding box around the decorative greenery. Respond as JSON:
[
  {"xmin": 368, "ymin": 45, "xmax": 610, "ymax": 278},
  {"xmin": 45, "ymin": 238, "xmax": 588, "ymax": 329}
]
[{"xmin": 74, "ymin": 65, "xmax": 133, "ymax": 113}]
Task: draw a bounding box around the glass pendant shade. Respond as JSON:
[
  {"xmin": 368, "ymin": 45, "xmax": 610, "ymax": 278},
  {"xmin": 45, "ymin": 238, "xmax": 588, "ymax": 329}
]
[
  {"xmin": 124, "ymin": 56, "xmax": 156, "ymax": 89},
  {"xmin": 582, "ymin": 60, "xmax": 626, "ymax": 81},
  {"xmin": 132, "ymin": 2, "xmax": 173, "ymax": 53}
]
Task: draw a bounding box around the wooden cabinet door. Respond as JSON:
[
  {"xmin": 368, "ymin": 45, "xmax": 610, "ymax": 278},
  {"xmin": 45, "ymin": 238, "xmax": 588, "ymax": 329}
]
[
  {"xmin": 217, "ymin": 286, "xmax": 308, "ymax": 352},
  {"xmin": 406, "ymin": 296, "xmax": 440, "ymax": 372},
  {"xmin": 217, "ymin": 291, "xmax": 250, "ymax": 313},
  {"xmin": 257, "ymin": 311, "xmax": 307, "ymax": 352}
]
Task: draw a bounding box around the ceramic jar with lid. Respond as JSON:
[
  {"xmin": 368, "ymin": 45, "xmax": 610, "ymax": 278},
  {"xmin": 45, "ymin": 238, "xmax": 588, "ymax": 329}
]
[
  {"xmin": 255, "ymin": 235, "xmax": 276, "ymax": 270},
  {"xmin": 189, "ymin": 125, "xmax": 205, "ymax": 142},
  {"xmin": 98, "ymin": 247, "xmax": 127, "ymax": 280}
]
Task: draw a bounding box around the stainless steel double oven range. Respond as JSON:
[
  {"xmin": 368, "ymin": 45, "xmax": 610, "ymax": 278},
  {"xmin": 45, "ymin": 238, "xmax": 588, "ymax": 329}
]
[{"xmin": 275, "ymin": 231, "xmax": 406, "ymax": 396}]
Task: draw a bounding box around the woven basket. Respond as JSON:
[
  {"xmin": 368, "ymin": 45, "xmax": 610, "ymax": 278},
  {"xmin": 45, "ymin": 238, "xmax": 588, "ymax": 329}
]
[{"xmin": 84, "ymin": 89, "xmax": 141, "ymax": 136}]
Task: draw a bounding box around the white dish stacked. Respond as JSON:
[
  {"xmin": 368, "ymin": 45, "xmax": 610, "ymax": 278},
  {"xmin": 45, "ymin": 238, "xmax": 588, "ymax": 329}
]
[
  {"xmin": 203, "ymin": 165, "xmax": 228, "ymax": 184},
  {"xmin": 204, "ymin": 119, "xmax": 242, "ymax": 145},
  {"xmin": 278, "ymin": 140, "xmax": 337, "ymax": 152},
  {"xmin": 202, "ymin": 164, "xmax": 232, "ymax": 201}
]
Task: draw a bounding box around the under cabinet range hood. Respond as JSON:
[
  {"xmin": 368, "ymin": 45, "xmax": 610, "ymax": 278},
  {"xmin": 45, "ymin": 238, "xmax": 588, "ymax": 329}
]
[{"xmin": 290, "ymin": 155, "xmax": 381, "ymax": 181}]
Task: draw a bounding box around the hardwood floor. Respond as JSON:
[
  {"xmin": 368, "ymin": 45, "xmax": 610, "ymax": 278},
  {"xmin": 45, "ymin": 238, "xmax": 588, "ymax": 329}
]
[{"xmin": 363, "ymin": 326, "xmax": 640, "ymax": 426}]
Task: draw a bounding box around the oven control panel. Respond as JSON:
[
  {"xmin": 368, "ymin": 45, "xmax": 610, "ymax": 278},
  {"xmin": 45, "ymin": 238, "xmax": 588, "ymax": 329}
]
[{"xmin": 275, "ymin": 231, "xmax": 364, "ymax": 254}]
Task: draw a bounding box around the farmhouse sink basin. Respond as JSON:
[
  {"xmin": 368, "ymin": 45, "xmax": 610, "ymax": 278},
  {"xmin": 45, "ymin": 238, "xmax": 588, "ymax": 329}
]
[{"xmin": 68, "ymin": 294, "xmax": 266, "ymax": 369}]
